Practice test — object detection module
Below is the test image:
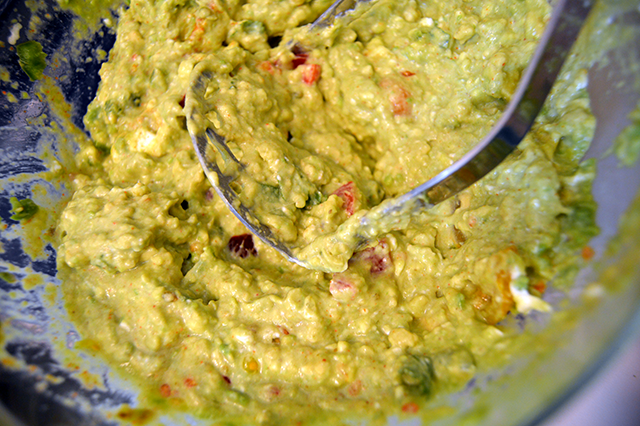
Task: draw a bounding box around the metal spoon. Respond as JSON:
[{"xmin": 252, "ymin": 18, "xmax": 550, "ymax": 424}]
[{"xmin": 186, "ymin": 0, "xmax": 593, "ymax": 271}]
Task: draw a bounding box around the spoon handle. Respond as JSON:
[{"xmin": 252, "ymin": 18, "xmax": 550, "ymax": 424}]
[{"xmin": 311, "ymin": 0, "xmax": 362, "ymax": 29}]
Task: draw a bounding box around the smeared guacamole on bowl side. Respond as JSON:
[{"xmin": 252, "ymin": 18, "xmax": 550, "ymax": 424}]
[{"xmin": 56, "ymin": 0, "xmax": 598, "ymax": 423}]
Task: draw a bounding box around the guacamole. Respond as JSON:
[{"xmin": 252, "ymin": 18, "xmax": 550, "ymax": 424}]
[
  {"xmin": 56, "ymin": 0, "xmax": 598, "ymax": 423},
  {"xmin": 184, "ymin": 0, "xmax": 556, "ymax": 272}
]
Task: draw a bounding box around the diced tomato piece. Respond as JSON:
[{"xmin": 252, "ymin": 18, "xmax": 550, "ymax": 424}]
[
  {"xmin": 302, "ymin": 63, "xmax": 321, "ymax": 85},
  {"xmin": 190, "ymin": 17, "xmax": 206, "ymax": 40},
  {"xmin": 355, "ymin": 239, "xmax": 392, "ymax": 274},
  {"xmin": 401, "ymin": 70, "xmax": 415, "ymax": 77},
  {"xmin": 366, "ymin": 250, "xmax": 390, "ymax": 274},
  {"xmin": 390, "ymin": 88, "xmax": 411, "ymax": 115},
  {"xmin": 258, "ymin": 61, "xmax": 276, "ymax": 74},
  {"xmin": 159, "ymin": 384, "xmax": 172, "ymax": 398},
  {"xmin": 267, "ymin": 385, "xmax": 281, "ymax": 397},
  {"xmin": 347, "ymin": 380, "xmax": 363, "ymax": 396},
  {"xmin": 333, "ymin": 181, "xmax": 356, "ymax": 216},
  {"xmin": 228, "ymin": 234, "xmax": 258, "ymax": 258},
  {"xmin": 402, "ymin": 402, "xmax": 419, "ymax": 414},
  {"xmin": 329, "ymin": 276, "xmax": 357, "ymax": 300},
  {"xmin": 292, "ymin": 54, "xmax": 308, "ymax": 69},
  {"xmin": 291, "ymin": 45, "xmax": 309, "ymax": 69},
  {"xmin": 531, "ymin": 280, "xmax": 547, "ymax": 295},
  {"xmin": 184, "ymin": 378, "xmax": 197, "ymax": 388},
  {"xmin": 380, "ymin": 79, "xmax": 412, "ymax": 116},
  {"xmin": 581, "ymin": 246, "xmax": 595, "ymax": 260}
]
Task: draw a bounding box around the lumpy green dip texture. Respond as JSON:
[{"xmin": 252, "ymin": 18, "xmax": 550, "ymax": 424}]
[
  {"xmin": 56, "ymin": 0, "xmax": 598, "ymax": 424},
  {"xmin": 183, "ymin": 0, "xmax": 561, "ymax": 271}
]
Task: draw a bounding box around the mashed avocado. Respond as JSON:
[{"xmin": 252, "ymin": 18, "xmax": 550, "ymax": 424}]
[
  {"xmin": 184, "ymin": 0, "xmax": 556, "ymax": 271},
  {"xmin": 56, "ymin": 0, "xmax": 598, "ymax": 424}
]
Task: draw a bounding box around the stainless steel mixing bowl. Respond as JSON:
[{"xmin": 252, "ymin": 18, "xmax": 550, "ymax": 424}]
[{"xmin": 1, "ymin": 0, "xmax": 639, "ymax": 425}]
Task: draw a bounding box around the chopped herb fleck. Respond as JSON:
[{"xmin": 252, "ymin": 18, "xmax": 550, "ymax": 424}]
[
  {"xmin": 399, "ymin": 355, "xmax": 436, "ymax": 397},
  {"xmin": 9, "ymin": 197, "xmax": 39, "ymax": 221},
  {"xmin": 16, "ymin": 41, "xmax": 47, "ymax": 81}
]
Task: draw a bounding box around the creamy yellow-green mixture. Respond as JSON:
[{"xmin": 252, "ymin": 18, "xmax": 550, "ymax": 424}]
[
  {"xmin": 56, "ymin": 0, "xmax": 598, "ymax": 423},
  {"xmin": 184, "ymin": 0, "xmax": 563, "ymax": 271}
]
